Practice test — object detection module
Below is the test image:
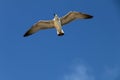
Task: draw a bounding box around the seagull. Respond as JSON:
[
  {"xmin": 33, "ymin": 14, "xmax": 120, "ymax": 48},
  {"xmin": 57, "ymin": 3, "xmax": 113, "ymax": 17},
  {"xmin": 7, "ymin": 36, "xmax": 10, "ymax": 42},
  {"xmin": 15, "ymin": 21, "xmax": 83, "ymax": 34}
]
[{"xmin": 23, "ymin": 11, "xmax": 93, "ymax": 37}]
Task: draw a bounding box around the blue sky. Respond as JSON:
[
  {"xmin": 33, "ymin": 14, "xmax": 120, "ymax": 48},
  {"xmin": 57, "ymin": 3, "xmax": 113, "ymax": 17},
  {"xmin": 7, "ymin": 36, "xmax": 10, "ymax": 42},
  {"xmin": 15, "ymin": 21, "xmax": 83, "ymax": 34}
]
[{"xmin": 0, "ymin": 0, "xmax": 120, "ymax": 80}]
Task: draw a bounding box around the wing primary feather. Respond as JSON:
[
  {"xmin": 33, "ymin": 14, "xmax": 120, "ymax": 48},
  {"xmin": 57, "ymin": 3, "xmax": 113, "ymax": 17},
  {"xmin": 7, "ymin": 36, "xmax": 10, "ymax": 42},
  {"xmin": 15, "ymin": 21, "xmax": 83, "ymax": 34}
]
[
  {"xmin": 60, "ymin": 11, "xmax": 93, "ymax": 26},
  {"xmin": 23, "ymin": 20, "xmax": 54, "ymax": 37}
]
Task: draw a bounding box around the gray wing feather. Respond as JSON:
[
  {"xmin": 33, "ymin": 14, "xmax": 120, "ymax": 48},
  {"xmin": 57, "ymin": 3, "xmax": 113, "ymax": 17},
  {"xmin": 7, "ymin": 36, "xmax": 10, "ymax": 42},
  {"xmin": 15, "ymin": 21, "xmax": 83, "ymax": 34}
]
[
  {"xmin": 60, "ymin": 11, "xmax": 93, "ymax": 26},
  {"xmin": 24, "ymin": 20, "xmax": 54, "ymax": 37}
]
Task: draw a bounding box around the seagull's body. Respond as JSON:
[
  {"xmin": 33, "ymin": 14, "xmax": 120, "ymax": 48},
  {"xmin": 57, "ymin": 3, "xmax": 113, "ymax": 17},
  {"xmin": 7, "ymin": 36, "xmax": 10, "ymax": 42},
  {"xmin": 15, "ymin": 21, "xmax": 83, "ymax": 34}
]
[
  {"xmin": 53, "ymin": 14, "xmax": 64, "ymax": 36},
  {"xmin": 24, "ymin": 11, "xmax": 93, "ymax": 37}
]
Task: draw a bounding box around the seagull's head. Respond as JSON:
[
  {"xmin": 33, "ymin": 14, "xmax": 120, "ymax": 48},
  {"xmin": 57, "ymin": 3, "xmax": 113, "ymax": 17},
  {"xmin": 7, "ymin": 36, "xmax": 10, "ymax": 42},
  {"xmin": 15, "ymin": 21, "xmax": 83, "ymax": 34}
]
[{"xmin": 53, "ymin": 13, "xmax": 59, "ymax": 20}]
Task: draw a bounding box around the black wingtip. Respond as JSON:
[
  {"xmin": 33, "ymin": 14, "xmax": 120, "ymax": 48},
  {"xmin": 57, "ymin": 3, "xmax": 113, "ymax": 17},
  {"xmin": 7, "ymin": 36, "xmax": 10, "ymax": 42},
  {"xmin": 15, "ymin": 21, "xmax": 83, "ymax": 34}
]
[
  {"xmin": 23, "ymin": 34, "xmax": 27, "ymax": 37},
  {"xmin": 85, "ymin": 15, "xmax": 93, "ymax": 19},
  {"xmin": 88, "ymin": 15, "xmax": 93, "ymax": 18},
  {"xmin": 23, "ymin": 33, "xmax": 30, "ymax": 37}
]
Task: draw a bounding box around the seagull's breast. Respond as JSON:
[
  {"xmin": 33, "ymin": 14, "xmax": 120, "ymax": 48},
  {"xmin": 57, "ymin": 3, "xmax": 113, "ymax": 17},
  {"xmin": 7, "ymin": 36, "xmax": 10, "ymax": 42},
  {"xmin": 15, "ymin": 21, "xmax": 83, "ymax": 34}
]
[{"xmin": 53, "ymin": 18, "xmax": 62, "ymax": 29}]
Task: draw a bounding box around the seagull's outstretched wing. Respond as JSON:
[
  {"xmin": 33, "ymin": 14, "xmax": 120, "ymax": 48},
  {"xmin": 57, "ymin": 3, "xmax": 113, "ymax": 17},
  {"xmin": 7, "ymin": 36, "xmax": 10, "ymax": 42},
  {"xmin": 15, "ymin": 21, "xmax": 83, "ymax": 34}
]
[
  {"xmin": 60, "ymin": 11, "xmax": 93, "ymax": 26},
  {"xmin": 24, "ymin": 20, "xmax": 54, "ymax": 37}
]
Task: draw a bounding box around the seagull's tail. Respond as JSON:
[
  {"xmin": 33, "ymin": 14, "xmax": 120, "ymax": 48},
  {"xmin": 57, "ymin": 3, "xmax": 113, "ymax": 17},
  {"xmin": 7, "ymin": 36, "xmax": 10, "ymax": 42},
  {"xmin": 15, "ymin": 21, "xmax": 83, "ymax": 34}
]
[{"xmin": 57, "ymin": 30, "xmax": 64, "ymax": 36}]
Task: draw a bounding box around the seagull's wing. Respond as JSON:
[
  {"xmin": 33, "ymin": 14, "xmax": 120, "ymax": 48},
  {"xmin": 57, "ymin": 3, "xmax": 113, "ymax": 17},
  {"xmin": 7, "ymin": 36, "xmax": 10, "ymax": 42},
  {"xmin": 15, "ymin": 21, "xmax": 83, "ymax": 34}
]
[
  {"xmin": 24, "ymin": 20, "xmax": 54, "ymax": 37},
  {"xmin": 60, "ymin": 11, "xmax": 93, "ymax": 26}
]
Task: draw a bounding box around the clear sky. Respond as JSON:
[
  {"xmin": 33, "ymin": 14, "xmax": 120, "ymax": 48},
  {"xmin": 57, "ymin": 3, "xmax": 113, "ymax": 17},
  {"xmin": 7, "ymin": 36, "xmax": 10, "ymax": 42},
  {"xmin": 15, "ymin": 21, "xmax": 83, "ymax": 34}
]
[{"xmin": 0, "ymin": 0, "xmax": 120, "ymax": 80}]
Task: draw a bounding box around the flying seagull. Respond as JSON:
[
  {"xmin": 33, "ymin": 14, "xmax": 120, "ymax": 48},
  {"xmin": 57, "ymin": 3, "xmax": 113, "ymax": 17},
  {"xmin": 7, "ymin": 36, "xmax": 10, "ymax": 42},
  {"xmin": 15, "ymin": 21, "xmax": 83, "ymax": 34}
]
[{"xmin": 23, "ymin": 11, "xmax": 93, "ymax": 37}]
